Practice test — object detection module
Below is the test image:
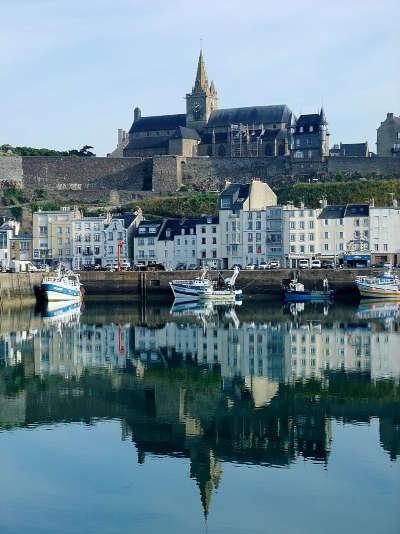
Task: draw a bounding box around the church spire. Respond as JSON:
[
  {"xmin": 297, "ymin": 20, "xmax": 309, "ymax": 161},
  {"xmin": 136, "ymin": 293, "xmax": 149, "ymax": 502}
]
[{"xmin": 194, "ymin": 49, "xmax": 209, "ymax": 92}]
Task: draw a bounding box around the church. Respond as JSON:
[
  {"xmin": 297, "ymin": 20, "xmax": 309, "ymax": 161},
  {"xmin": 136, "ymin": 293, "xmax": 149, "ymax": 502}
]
[{"xmin": 111, "ymin": 51, "xmax": 329, "ymax": 160}]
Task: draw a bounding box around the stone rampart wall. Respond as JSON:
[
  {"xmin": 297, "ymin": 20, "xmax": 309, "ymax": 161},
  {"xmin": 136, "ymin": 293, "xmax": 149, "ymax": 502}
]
[{"xmin": 327, "ymin": 156, "xmax": 400, "ymax": 176}]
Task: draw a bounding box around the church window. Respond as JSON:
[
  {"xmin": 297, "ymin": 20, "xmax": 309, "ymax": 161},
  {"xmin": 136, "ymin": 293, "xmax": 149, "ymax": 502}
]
[
  {"xmin": 299, "ymin": 127, "xmax": 304, "ymax": 133},
  {"xmin": 306, "ymin": 139, "xmax": 311, "ymax": 145},
  {"xmin": 308, "ymin": 151, "xmax": 312, "ymax": 159},
  {"xmin": 309, "ymin": 126, "xmax": 314, "ymax": 132}
]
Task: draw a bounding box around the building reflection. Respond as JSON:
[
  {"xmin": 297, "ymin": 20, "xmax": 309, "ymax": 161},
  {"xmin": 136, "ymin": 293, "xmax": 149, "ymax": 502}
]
[{"xmin": 0, "ymin": 301, "xmax": 399, "ymax": 516}]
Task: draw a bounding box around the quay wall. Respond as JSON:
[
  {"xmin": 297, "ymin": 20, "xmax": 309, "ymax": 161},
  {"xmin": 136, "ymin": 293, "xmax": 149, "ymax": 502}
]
[{"xmin": 0, "ymin": 269, "xmax": 387, "ymax": 302}]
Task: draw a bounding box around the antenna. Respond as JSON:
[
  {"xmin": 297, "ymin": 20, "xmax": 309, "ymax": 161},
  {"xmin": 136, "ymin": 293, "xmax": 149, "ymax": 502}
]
[{"xmin": 200, "ymin": 37, "xmax": 203, "ymax": 51}]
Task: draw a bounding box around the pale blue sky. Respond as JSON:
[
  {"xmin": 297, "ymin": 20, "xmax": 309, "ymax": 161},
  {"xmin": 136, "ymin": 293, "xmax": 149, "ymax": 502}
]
[{"xmin": 1, "ymin": 0, "xmax": 399, "ymax": 155}]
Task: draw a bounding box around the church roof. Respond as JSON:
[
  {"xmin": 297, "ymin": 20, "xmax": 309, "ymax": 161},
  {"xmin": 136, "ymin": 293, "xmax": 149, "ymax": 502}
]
[
  {"xmin": 339, "ymin": 143, "xmax": 368, "ymax": 157},
  {"xmin": 194, "ymin": 50, "xmax": 209, "ymax": 92},
  {"xmin": 129, "ymin": 114, "xmax": 186, "ymax": 133},
  {"xmin": 207, "ymin": 105, "xmax": 293, "ymax": 128},
  {"xmin": 171, "ymin": 126, "xmax": 201, "ymax": 141},
  {"xmin": 124, "ymin": 136, "xmax": 170, "ymax": 151}
]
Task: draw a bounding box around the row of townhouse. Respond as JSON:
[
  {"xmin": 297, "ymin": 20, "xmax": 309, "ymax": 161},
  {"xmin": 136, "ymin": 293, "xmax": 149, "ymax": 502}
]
[
  {"xmin": 133, "ymin": 215, "xmax": 220, "ymax": 270},
  {"xmin": 32, "ymin": 207, "xmax": 142, "ymax": 269},
  {"xmin": 134, "ymin": 179, "xmax": 400, "ymax": 269}
]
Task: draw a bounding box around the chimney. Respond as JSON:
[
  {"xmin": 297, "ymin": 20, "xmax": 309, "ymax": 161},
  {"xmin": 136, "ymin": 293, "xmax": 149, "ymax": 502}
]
[
  {"xmin": 369, "ymin": 197, "xmax": 375, "ymax": 208},
  {"xmin": 319, "ymin": 197, "xmax": 328, "ymax": 208},
  {"xmin": 387, "ymin": 112, "xmax": 394, "ymax": 120},
  {"xmin": 134, "ymin": 107, "xmax": 142, "ymax": 122},
  {"xmin": 224, "ymin": 179, "xmax": 232, "ymax": 190}
]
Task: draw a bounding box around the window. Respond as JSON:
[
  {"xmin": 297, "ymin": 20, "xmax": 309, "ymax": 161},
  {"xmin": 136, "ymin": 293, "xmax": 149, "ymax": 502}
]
[
  {"xmin": 355, "ymin": 219, "xmax": 360, "ymax": 227},
  {"xmin": 148, "ymin": 237, "xmax": 154, "ymax": 245},
  {"xmin": 256, "ymin": 245, "xmax": 262, "ymax": 254},
  {"xmin": 108, "ymin": 246, "xmax": 113, "ymax": 254},
  {"xmin": 212, "ymin": 250, "xmax": 217, "ymax": 258},
  {"xmin": 212, "ymin": 226, "xmax": 216, "ymax": 233},
  {"xmin": 324, "ymin": 219, "xmax": 329, "ymax": 226},
  {"xmin": 57, "ymin": 226, "xmax": 63, "ymax": 234},
  {"xmin": 176, "ymin": 238, "xmax": 180, "ymax": 245},
  {"xmin": 139, "ymin": 250, "xmax": 144, "ymax": 258},
  {"xmin": 324, "ymin": 243, "xmax": 329, "ymax": 251},
  {"xmin": 58, "ymin": 237, "xmax": 62, "ymax": 245},
  {"xmin": 309, "ymin": 221, "xmax": 314, "ymax": 229},
  {"xmin": 220, "ymin": 198, "xmax": 230, "ymax": 208},
  {"xmin": 76, "ymin": 246, "xmax": 81, "ymax": 254},
  {"xmin": 94, "ymin": 247, "xmax": 100, "ymax": 255},
  {"xmin": 290, "ymin": 221, "xmax": 295, "ymax": 229},
  {"xmin": 299, "ymin": 126, "xmax": 304, "ymax": 133},
  {"xmin": 201, "ymin": 227, "xmax": 206, "ymax": 233},
  {"xmin": 256, "ymin": 221, "xmax": 261, "ymax": 230},
  {"xmin": 309, "ymin": 245, "xmax": 315, "ymax": 253},
  {"xmin": 248, "ymin": 234, "xmax": 253, "ymax": 242},
  {"xmin": 256, "ymin": 233, "xmax": 261, "ymax": 242},
  {"xmin": 339, "ymin": 243, "xmax": 344, "ymax": 251},
  {"xmin": 309, "ymin": 125, "xmax": 314, "ymax": 132},
  {"xmin": 58, "ymin": 249, "xmax": 63, "ymax": 256},
  {"xmin": 300, "ymin": 234, "xmax": 305, "ymax": 241},
  {"xmin": 309, "ymin": 233, "xmax": 314, "ymax": 241},
  {"xmin": 384, "ymin": 243, "xmax": 388, "ymax": 251},
  {"xmin": 108, "ymin": 232, "xmax": 113, "ymax": 241},
  {"xmin": 299, "ymin": 221, "xmax": 305, "ymax": 229},
  {"xmin": 149, "ymin": 249, "xmax": 155, "ymax": 258},
  {"xmin": 212, "ymin": 237, "xmax": 217, "ymax": 244},
  {"xmin": 247, "ymin": 221, "xmax": 253, "ymax": 230},
  {"xmin": 290, "ymin": 235, "xmax": 295, "ymax": 242},
  {"xmin": 248, "ymin": 245, "xmax": 253, "ymax": 253},
  {"xmin": 39, "ymin": 226, "xmax": 47, "ymax": 234},
  {"xmin": 375, "ymin": 244, "xmax": 379, "ymax": 251},
  {"xmin": 290, "ymin": 245, "xmax": 296, "ymax": 252},
  {"xmin": 324, "ymin": 232, "xmax": 329, "ymax": 239},
  {"xmin": 201, "ymin": 237, "xmax": 206, "ymax": 244},
  {"xmin": 94, "ymin": 233, "xmax": 100, "ymax": 242},
  {"xmin": 138, "ymin": 238, "xmax": 144, "ymax": 246},
  {"xmin": 117, "ymin": 232, "xmax": 123, "ymax": 240},
  {"xmin": 85, "ymin": 223, "xmax": 91, "ymax": 230},
  {"xmin": 300, "ymin": 245, "xmax": 305, "ymax": 253},
  {"xmin": 339, "ymin": 232, "xmax": 344, "ymax": 239}
]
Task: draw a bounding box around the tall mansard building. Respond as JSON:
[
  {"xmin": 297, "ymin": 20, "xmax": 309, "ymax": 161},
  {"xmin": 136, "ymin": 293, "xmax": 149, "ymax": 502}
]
[{"xmin": 118, "ymin": 51, "xmax": 328, "ymax": 159}]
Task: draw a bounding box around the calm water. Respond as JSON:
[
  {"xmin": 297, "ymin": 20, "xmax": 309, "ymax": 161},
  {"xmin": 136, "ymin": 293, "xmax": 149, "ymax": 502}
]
[{"xmin": 0, "ymin": 298, "xmax": 399, "ymax": 534}]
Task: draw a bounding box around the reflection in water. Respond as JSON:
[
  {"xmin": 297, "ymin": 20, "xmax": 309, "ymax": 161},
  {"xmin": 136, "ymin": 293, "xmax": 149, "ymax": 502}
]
[{"xmin": 0, "ymin": 300, "xmax": 399, "ymax": 520}]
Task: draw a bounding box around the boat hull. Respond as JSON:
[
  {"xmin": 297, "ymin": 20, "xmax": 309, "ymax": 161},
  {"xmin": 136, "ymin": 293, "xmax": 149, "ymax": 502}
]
[
  {"xmin": 284, "ymin": 290, "xmax": 334, "ymax": 302},
  {"xmin": 169, "ymin": 282, "xmax": 209, "ymax": 299},
  {"xmin": 356, "ymin": 282, "xmax": 400, "ymax": 299},
  {"xmin": 41, "ymin": 282, "xmax": 81, "ymax": 302}
]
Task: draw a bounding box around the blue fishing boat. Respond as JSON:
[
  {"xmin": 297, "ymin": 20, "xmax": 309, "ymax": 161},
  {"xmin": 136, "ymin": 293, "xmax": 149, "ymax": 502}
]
[{"xmin": 283, "ymin": 277, "xmax": 334, "ymax": 302}]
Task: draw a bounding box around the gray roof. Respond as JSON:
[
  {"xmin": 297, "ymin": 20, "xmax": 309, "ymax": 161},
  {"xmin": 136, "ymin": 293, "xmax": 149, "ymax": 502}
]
[
  {"xmin": 220, "ymin": 183, "xmax": 250, "ymax": 210},
  {"xmin": 207, "ymin": 105, "xmax": 293, "ymax": 128},
  {"xmin": 129, "ymin": 114, "xmax": 186, "ymax": 133},
  {"xmin": 296, "ymin": 114, "xmax": 322, "ymax": 127},
  {"xmin": 339, "ymin": 143, "xmax": 368, "ymax": 157},
  {"xmin": 319, "ymin": 204, "xmax": 369, "ymax": 219},
  {"xmin": 124, "ymin": 136, "xmax": 170, "ymax": 151},
  {"xmin": 171, "ymin": 126, "xmax": 201, "ymax": 141}
]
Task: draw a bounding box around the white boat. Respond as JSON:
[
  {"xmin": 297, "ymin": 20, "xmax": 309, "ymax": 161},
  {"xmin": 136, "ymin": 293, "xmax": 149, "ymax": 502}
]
[
  {"xmin": 169, "ymin": 266, "xmax": 242, "ymax": 302},
  {"xmin": 355, "ymin": 268, "xmax": 400, "ymax": 299},
  {"xmin": 40, "ymin": 264, "xmax": 82, "ymax": 302},
  {"xmin": 42, "ymin": 301, "xmax": 82, "ymax": 325}
]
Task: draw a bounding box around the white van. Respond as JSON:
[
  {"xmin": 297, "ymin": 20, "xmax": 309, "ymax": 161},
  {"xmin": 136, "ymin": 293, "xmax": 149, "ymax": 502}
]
[
  {"xmin": 10, "ymin": 260, "xmax": 38, "ymax": 273},
  {"xmin": 311, "ymin": 259, "xmax": 321, "ymax": 269},
  {"xmin": 298, "ymin": 259, "xmax": 309, "ymax": 269}
]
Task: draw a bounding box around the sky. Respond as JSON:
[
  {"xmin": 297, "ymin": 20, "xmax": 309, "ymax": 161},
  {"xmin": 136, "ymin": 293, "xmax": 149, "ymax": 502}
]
[{"xmin": 1, "ymin": 0, "xmax": 399, "ymax": 156}]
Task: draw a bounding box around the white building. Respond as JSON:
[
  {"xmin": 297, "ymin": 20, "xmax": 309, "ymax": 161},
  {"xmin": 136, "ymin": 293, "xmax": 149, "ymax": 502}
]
[
  {"xmin": 317, "ymin": 202, "xmax": 370, "ymax": 267},
  {"xmin": 72, "ymin": 215, "xmax": 109, "ymax": 270},
  {"xmin": 218, "ymin": 179, "xmax": 278, "ymax": 268},
  {"xmin": 369, "ymin": 203, "xmax": 400, "ymax": 266},
  {"xmin": 283, "ymin": 204, "xmax": 321, "ymax": 268},
  {"xmin": 0, "ymin": 220, "xmax": 20, "ymax": 269},
  {"xmin": 196, "ymin": 216, "xmax": 220, "ymax": 268}
]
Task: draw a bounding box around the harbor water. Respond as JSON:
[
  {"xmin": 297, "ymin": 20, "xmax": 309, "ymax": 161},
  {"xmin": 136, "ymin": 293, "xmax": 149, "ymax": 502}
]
[{"xmin": 0, "ymin": 299, "xmax": 399, "ymax": 533}]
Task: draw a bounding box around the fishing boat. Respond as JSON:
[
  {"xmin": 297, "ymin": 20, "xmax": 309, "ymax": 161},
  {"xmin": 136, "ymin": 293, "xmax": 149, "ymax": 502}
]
[
  {"xmin": 42, "ymin": 300, "xmax": 82, "ymax": 324},
  {"xmin": 169, "ymin": 266, "xmax": 242, "ymax": 302},
  {"xmin": 355, "ymin": 268, "xmax": 400, "ymax": 299},
  {"xmin": 283, "ymin": 276, "xmax": 334, "ymax": 302},
  {"xmin": 40, "ymin": 264, "xmax": 83, "ymax": 302}
]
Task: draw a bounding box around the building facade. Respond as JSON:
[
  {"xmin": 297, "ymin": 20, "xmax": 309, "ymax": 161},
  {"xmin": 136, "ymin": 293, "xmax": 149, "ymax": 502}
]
[{"xmin": 377, "ymin": 113, "xmax": 400, "ymax": 157}]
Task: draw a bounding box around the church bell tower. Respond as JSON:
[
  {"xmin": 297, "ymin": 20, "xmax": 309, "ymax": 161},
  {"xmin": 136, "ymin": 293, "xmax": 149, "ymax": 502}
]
[{"xmin": 186, "ymin": 50, "xmax": 218, "ymax": 129}]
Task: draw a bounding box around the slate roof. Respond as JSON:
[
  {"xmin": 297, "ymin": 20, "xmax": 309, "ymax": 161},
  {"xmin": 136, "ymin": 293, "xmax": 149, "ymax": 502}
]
[
  {"xmin": 339, "ymin": 143, "xmax": 368, "ymax": 157},
  {"xmin": 207, "ymin": 105, "xmax": 293, "ymax": 128},
  {"xmin": 220, "ymin": 183, "xmax": 250, "ymax": 210},
  {"xmin": 171, "ymin": 126, "xmax": 201, "ymax": 141},
  {"xmin": 134, "ymin": 220, "xmax": 164, "ymax": 238},
  {"xmin": 124, "ymin": 136, "xmax": 170, "ymax": 151},
  {"xmin": 319, "ymin": 204, "xmax": 369, "ymax": 219},
  {"xmin": 129, "ymin": 114, "xmax": 186, "ymax": 133}
]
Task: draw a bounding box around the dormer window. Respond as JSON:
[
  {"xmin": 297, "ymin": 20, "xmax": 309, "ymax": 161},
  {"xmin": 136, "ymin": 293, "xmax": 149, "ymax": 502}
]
[
  {"xmin": 138, "ymin": 227, "xmax": 146, "ymax": 234},
  {"xmin": 220, "ymin": 198, "xmax": 230, "ymax": 209},
  {"xmin": 149, "ymin": 227, "xmax": 157, "ymax": 234},
  {"xmin": 166, "ymin": 230, "xmax": 171, "ymax": 238}
]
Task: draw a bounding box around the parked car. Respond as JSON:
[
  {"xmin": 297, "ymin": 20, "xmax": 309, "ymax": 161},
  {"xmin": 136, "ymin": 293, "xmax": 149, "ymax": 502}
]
[
  {"xmin": 259, "ymin": 262, "xmax": 268, "ymax": 270},
  {"xmin": 175, "ymin": 263, "xmax": 187, "ymax": 270},
  {"xmin": 383, "ymin": 262, "xmax": 392, "ymax": 269},
  {"xmin": 298, "ymin": 259, "xmax": 309, "ymax": 269},
  {"xmin": 321, "ymin": 260, "xmax": 335, "ymax": 269},
  {"xmin": 187, "ymin": 263, "xmax": 198, "ymax": 270},
  {"xmin": 245, "ymin": 264, "xmax": 256, "ymax": 270},
  {"xmin": 311, "ymin": 259, "xmax": 321, "ymax": 269},
  {"xmin": 267, "ymin": 260, "xmax": 280, "ymax": 269}
]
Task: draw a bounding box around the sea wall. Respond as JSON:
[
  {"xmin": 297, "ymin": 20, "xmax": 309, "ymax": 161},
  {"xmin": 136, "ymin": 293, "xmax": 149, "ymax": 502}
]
[{"xmin": 1, "ymin": 269, "xmax": 389, "ymax": 302}]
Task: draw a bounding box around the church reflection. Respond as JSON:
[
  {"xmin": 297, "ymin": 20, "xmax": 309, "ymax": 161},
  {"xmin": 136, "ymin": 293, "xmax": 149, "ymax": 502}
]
[{"xmin": 0, "ymin": 301, "xmax": 399, "ymax": 517}]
